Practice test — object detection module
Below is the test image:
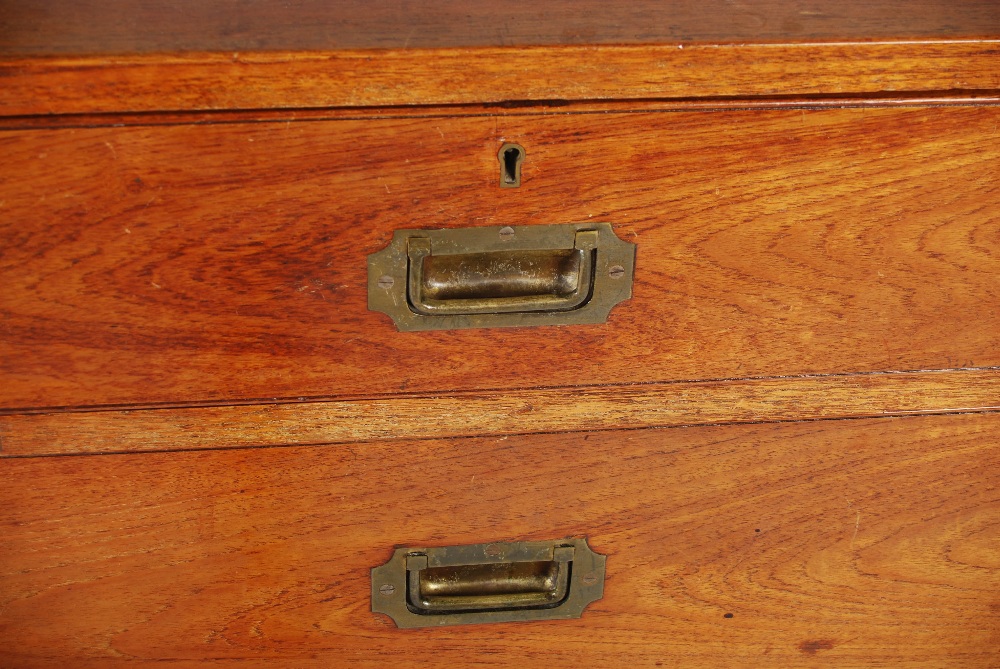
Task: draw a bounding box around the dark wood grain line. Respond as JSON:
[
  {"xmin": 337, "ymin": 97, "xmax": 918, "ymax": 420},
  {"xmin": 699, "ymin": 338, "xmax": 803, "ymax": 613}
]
[
  {"xmin": 4, "ymin": 410, "xmax": 1000, "ymax": 462},
  {"xmin": 1, "ymin": 366, "xmax": 998, "ymax": 416},
  {"xmin": 2, "ymin": 93, "xmax": 1000, "ymax": 132},
  {"xmin": 1, "ymin": 369, "xmax": 997, "ymax": 457}
]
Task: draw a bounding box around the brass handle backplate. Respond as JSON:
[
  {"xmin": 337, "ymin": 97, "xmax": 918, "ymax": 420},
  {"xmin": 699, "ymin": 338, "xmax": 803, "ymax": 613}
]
[
  {"xmin": 371, "ymin": 538, "xmax": 606, "ymax": 628},
  {"xmin": 368, "ymin": 223, "xmax": 635, "ymax": 331}
]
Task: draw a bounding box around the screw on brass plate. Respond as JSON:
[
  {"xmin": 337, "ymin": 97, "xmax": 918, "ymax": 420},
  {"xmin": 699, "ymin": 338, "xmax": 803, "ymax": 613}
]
[
  {"xmin": 379, "ymin": 584, "xmax": 396, "ymax": 596},
  {"xmin": 608, "ymin": 265, "xmax": 626, "ymax": 279},
  {"xmin": 498, "ymin": 143, "xmax": 524, "ymax": 188},
  {"xmin": 377, "ymin": 275, "xmax": 395, "ymax": 289},
  {"xmin": 484, "ymin": 543, "xmax": 504, "ymax": 557},
  {"xmin": 498, "ymin": 226, "xmax": 515, "ymax": 241},
  {"xmin": 582, "ymin": 572, "xmax": 599, "ymax": 586}
]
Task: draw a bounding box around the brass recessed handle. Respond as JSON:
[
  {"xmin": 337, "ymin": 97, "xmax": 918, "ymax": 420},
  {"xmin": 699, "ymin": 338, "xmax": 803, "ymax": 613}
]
[
  {"xmin": 406, "ymin": 545, "xmax": 572, "ymax": 612},
  {"xmin": 368, "ymin": 223, "xmax": 635, "ymax": 331},
  {"xmin": 371, "ymin": 538, "xmax": 606, "ymax": 628},
  {"xmin": 406, "ymin": 230, "xmax": 597, "ymax": 316}
]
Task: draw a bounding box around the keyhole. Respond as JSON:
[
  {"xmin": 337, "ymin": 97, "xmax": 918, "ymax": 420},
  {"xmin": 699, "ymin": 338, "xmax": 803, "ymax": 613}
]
[
  {"xmin": 503, "ymin": 149, "xmax": 519, "ymax": 182},
  {"xmin": 498, "ymin": 143, "xmax": 524, "ymax": 188}
]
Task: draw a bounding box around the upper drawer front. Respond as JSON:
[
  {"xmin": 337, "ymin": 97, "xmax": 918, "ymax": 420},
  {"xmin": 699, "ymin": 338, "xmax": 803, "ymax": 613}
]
[{"xmin": 2, "ymin": 106, "xmax": 998, "ymax": 409}]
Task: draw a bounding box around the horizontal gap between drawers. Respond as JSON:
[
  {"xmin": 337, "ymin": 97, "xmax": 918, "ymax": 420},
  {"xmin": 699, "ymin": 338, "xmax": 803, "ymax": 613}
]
[
  {"xmin": 3, "ymin": 93, "xmax": 1000, "ymax": 131},
  {"xmin": 2, "ymin": 368, "xmax": 997, "ymax": 458},
  {"xmin": 4, "ymin": 410, "xmax": 1000, "ymax": 461},
  {"xmin": 4, "ymin": 366, "xmax": 998, "ymax": 416}
]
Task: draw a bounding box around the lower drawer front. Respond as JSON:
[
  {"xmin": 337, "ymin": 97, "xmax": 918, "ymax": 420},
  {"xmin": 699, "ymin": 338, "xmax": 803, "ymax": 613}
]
[
  {"xmin": 2, "ymin": 412, "xmax": 997, "ymax": 667},
  {"xmin": 2, "ymin": 105, "xmax": 999, "ymax": 409}
]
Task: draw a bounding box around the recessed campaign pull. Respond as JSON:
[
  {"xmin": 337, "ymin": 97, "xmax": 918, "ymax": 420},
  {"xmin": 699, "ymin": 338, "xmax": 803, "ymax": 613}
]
[
  {"xmin": 406, "ymin": 230, "xmax": 597, "ymax": 316},
  {"xmin": 407, "ymin": 546, "xmax": 573, "ymax": 612},
  {"xmin": 368, "ymin": 222, "xmax": 635, "ymax": 331},
  {"xmin": 371, "ymin": 538, "xmax": 606, "ymax": 628}
]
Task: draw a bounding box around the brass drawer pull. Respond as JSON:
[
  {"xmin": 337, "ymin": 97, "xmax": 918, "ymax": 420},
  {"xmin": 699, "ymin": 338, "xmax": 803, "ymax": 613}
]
[
  {"xmin": 407, "ymin": 545, "xmax": 572, "ymax": 612},
  {"xmin": 368, "ymin": 222, "xmax": 635, "ymax": 331},
  {"xmin": 372, "ymin": 538, "xmax": 606, "ymax": 628},
  {"xmin": 406, "ymin": 230, "xmax": 596, "ymax": 316}
]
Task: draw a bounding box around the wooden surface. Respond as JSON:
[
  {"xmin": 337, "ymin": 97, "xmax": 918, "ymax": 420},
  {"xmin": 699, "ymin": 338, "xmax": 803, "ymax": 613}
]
[
  {"xmin": 2, "ymin": 412, "xmax": 998, "ymax": 666},
  {"xmin": 3, "ymin": 40, "xmax": 999, "ymax": 117},
  {"xmin": 6, "ymin": 7, "xmax": 999, "ymax": 666},
  {"xmin": 3, "ymin": 0, "xmax": 999, "ymax": 55},
  {"xmin": 6, "ymin": 94, "xmax": 1000, "ymax": 133},
  {"xmin": 2, "ymin": 368, "xmax": 998, "ymax": 456},
  {"xmin": 2, "ymin": 105, "xmax": 999, "ymax": 410}
]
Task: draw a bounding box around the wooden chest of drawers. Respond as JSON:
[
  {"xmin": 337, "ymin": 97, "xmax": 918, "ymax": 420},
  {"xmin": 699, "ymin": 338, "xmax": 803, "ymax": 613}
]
[{"xmin": 2, "ymin": 2, "xmax": 999, "ymax": 666}]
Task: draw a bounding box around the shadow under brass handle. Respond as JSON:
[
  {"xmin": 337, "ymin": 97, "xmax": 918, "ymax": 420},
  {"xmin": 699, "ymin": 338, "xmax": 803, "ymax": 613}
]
[{"xmin": 406, "ymin": 230, "xmax": 597, "ymax": 316}]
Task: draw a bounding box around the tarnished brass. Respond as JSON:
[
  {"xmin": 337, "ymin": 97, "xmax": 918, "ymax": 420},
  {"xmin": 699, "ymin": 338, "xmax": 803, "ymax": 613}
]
[
  {"xmin": 419, "ymin": 248, "xmax": 584, "ymax": 302},
  {"xmin": 368, "ymin": 222, "xmax": 635, "ymax": 331},
  {"xmin": 407, "ymin": 231, "xmax": 597, "ymax": 315},
  {"xmin": 371, "ymin": 538, "xmax": 606, "ymax": 628}
]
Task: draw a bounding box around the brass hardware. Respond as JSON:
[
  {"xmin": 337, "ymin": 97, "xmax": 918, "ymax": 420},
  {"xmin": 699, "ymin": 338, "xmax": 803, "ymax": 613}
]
[
  {"xmin": 407, "ymin": 230, "xmax": 596, "ymax": 315},
  {"xmin": 368, "ymin": 222, "xmax": 635, "ymax": 331},
  {"xmin": 498, "ymin": 143, "xmax": 524, "ymax": 187},
  {"xmin": 371, "ymin": 538, "xmax": 606, "ymax": 628}
]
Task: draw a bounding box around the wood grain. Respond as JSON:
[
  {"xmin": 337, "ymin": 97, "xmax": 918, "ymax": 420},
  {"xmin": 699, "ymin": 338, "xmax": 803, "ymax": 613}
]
[
  {"xmin": 4, "ymin": 0, "xmax": 999, "ymax": 55},
  {"xmin": 1, "ymin": 413, "xmax": 997, "ymax": 666},
  {"xmin": 5, "ymin": 94, "xmax": 1000, "ymax": 133},
  {"xmin": 3, "ymin": 41, "xmax": 999, "ymax": 117},
  {"xmin": 2, "ymin": 368, "xmax": 998, "ymax": 457},
  {"xmin": 2, "ymin": 105, "xmax": 999, "ymax": 409}
]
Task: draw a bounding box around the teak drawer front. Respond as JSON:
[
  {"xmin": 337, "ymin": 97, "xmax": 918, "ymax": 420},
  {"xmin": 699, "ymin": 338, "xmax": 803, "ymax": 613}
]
[
  {"xmin": 1, "ymin": 412, "xmax": 998, "ymax": 666},
  {"xmin": 2, "ymin": 105, "xmax": 999, "ymax": 409}
]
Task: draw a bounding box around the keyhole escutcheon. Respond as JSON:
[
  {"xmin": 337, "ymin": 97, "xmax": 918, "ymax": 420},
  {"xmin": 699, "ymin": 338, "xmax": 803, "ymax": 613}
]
[{"xmin": 498, "ymin": 143, "xmax": 525, "ymax": 188}]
